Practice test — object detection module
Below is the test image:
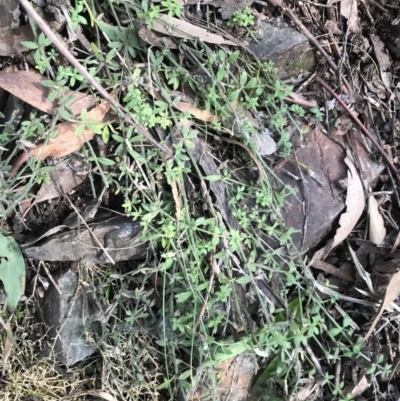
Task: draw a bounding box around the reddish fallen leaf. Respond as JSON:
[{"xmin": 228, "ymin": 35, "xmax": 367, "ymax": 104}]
[
  {"xmin": 0, "ymin": 71, "xmax": 95, "ymax": 116},
  {"xmin": 10, "ymin": 102, "xmax": 110, "ymax": 176}
]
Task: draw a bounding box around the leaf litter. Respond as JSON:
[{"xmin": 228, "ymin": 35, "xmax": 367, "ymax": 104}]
[{"xmin": 2, "ymin": 0, "xmax": 400, "ymax": 400}]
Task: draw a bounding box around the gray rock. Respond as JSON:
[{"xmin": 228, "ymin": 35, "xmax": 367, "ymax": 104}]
[
  {"xmin": 249, "ymin": 22, "xmax": 315, "ymax": 79},
  {"xmin": 38, "ymin": 269, "xmax": 101, "ymax": 366}
]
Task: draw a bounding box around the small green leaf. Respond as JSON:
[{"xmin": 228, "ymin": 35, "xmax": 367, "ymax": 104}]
[
  {"xmin": 236, "ymin": 276, "xmax": 252, "ymax": 285},
  {"xmin": 0, "ymin": 234, "xmax": 25, "ymax": 310},
  {"xmin": 227, "ymin": 50, "xmax": 240, "ymax": 63},
  {"xmin": 227, "ymin": 89, "xmax": 241, "ymax": 101},
  {"xmin": 97, "ymin": 157, "xmax": 115, "ymax": 166},
  {"xmin": 21, "ymin": 41, "xmax": 39, "ymax": 50},
  {"xmin": 175, "ymin": 291, "xmax": 192, "ymax": 303},
  {"xmin": 178, "ymin": 369, "xmax": 193, "ymax": 381},
  {"xmin": 204, "ymin": 175, "xmax": 221, "ymax": 182}
]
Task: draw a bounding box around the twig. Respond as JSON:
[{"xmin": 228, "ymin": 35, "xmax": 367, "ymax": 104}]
[
  {"xmin": 268, "ymin": 0, "xmax": 352, "ymax": 92},
  {"xmin": 19, "ymin": 0, "xmax": 173, "ymax": 159},
  {"xmin": 317, "ymin": 78, "xmax": 400, "ymax": 184}
]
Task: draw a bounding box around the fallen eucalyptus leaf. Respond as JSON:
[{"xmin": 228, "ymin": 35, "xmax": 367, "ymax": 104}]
[
  {"xmin": 0, "ymin": 234, "xmax": 25, "ymax": 311},
  {"xmin": 363, "ymin": 268, "xmax": 400, "ymax": 341},
  {"xmin": 10, "ymin": 102, "xmax": 110, "ymax": 176}
]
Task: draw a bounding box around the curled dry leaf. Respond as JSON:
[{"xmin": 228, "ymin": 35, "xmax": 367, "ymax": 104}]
[
  {"xmin": 314, "ymin": 150, "xmax": 365, "ymax": 260},
  {"xmin": 10, "ymin": 102, "xmax": 110, "ymax": 176},
  {"xmin": 363, "ymin": 267, "xmax": 400, "ymax": 341},
  {"xmin": 0, "ymin": 71, "xmax": 95, "ymax": 116},
  {"xmin": 368, "ymin": 194, "xmax": 386, "ymax": 245}
]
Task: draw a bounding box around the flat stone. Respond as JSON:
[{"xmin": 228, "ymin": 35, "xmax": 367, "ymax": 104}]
[
  {"xmin": 249, "ymin": 22, "xmax": 315, "ymax": 79},
  {"xmin": 38, "ymin": 269, "xmax": 101, "ymax": 366}
]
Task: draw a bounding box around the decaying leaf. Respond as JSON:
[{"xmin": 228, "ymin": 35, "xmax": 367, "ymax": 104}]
[
  {"xmin": 0, "ymin": 26, "xmax": 34, "ymax": 56},
  {"xmin": 343, "ymin": 374, "xmax": 370, "ymax": 398},
  {"xmin": 363, "ymin": 268, "xmax": 400, "ymax": 341},
  {"xmin": 10, "ymin": 102, "xmax": 110, "ymax": 176},
  {"xmin": 289, "ymin": 376, "xmax": 319, "ymax": 401},
  {"xmin": 151, "ymin": 15, "xmax": 243, "ymax": 46},
  {"xmin": 175, "ymin": 101, "xmax": 216, "ymax": 122},
  {"xmin": 138, "ymin": 26, "xmax": 178, "ymax": 48},
  {"xmin": 315, "ymin": 150, "xmax": 365, "ymax": 260},
  {"xmin": 0, "ymin": 71, "xmax": 95, "ymax": 116},
  {"xmin": 35, "ymin": 159, "xmax": 88, "ymax": 204},
  {"xmin": 370, "ymin": 34, "xmax": 394, "ymax": 100},
  {"xmin": 340, "ymin": 0, "xmax": 361, "ymax": 34},
  {"xmin": 368, "ymin": 194, "xmax": 386, "ymax": 245},
  {"xmin": 0, "ymin": 233, "xmax": 25, "ymax": 310},
  {"xmin": 148, "ymin": 87, "xmax": 216, "ymax": 122},
  {"xmin": 311, "ymin": 259, "xmax": 354, "ymax": 282}
]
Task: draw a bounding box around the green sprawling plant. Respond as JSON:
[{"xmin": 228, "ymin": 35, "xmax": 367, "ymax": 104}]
[{"xmin": 0, "ymin": 0, "xmax": 385, "ymax": 400}]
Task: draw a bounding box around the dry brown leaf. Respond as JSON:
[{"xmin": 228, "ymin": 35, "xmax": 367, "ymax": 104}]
[
  {"xmin": 289, "ymin": 376, "xmax": 319, "ymax": 401},
  {"xmin": 151, "ymin": 15, "xmax": 243, "ymax": 46},
  {"xmin": 368, "ymin": 194, "xmax": 386, "ymax": 245},
  {"xmin": 324, "ymin": 20, "xmax": 344, "ymax": 36},
  {"xmin": 0, "ymin": 26, "xmax": 34, "ymax": 56},
  {"xmin": 332, "ymin": 114, "xmax": 353, "ymax": 136},
  {"xmin": 311, "ymin": 259, "xmax": 354, "ymax": 282},
  {"xmin": 363, "ymin": 269, "xmax": 400, "ymax": 341},
  {"xmin": 138, "ymin": 26, "xmax": 178, "ymax": 48},
  {"xmin": 340, "ymin": 0, "xmax": 361, "ymax": 34},
  {"xmin": 175, "ymin": 101, "xmax": 216, "ymax": 122},
  {"xmin": 0, "ymin": 71, "xmax": 95, "ymax": 116},
  {"xmin": 148, "ymin": 87, "xmax": 216, "ymax": 122},
  {"xmin": 10, "ymin": 102, "xmax": 110, "ymax": 176},
  {"xmin": 320, "ymin": 150, "xmax": 365, "ymax": 258},
  {"xmin": 343, "ymin": 374, "xmax": 370, "ymax": 398},
  {"xmin": 370, "ymin": 34, "xmax": 394, "ymax": 100},
  {"xmin": 35, "ymin": 159, "xmax": 88, "ymax": 204}
]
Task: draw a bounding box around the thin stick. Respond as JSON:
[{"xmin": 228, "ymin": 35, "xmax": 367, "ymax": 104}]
[
  {"xmin": 19, "ymin": 0, "xmax": 173, "ymax": 159},
  {"xmin": 317, "ymin": 77, "xmax": 400, "ymax": 184}
]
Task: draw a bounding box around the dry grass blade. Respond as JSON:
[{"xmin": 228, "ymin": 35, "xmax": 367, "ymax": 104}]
[
  {"xmin": 363, "ymin": 269, "xmax": 400, "ymax": 341},
  {"xmin": 1, "ymin": 317, "xmax": 14, "ymax": 377}
]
